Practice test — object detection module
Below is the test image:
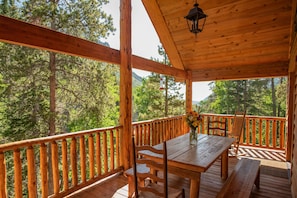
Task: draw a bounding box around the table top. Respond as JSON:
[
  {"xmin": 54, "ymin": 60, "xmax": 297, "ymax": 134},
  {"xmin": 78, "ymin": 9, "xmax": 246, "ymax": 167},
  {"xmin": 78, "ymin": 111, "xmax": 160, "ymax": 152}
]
[{"xmin": 152, "ymin": 133, "xmax": 234, "ymax": 173}]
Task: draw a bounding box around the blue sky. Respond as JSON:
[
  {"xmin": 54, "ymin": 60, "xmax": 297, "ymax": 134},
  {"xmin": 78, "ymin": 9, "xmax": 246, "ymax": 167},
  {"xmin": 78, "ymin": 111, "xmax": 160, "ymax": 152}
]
[{"xmin": 102, "ymin": 1, "xmax": 212, "ymax": 102}]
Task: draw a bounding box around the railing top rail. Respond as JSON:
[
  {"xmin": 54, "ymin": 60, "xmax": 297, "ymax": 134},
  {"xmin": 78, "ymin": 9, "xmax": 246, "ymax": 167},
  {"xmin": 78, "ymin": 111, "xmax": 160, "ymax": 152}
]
[
  {"xmin": 132, "ymin": 115, "xmax": 184, "ymax": 126},
  {"xmin": 201, "ymin": 113, "xmax": 286, "ymax": 121},
  {"xmin": 0, "ymin": 125, "xmax": 122, "ymax": 152}
]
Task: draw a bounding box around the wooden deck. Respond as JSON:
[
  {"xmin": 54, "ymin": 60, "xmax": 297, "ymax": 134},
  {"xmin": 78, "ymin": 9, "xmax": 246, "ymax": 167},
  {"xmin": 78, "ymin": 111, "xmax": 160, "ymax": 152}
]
[{"xmin": 66, "ymin": 146, "xmax": 292, "ymax": 198}]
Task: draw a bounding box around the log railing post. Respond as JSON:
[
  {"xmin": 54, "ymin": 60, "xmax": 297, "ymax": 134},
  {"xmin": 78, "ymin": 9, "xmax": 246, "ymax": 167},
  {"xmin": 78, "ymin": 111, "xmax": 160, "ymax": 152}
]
[
  {"xmin": 51, "ymin": 141, "xmax": 59, "ymax": 195},
  {"xmin": 14, "ymin": 149, "xmax": 22, "ymax": 198},
  {"xmin": 0, "ymin": 152, "xmax": 7, "ymax": 198},
  {"xmin": 61, "ymin": 140, "xmax": 68, "ymax": 191},
  {"xmin": 27, "ymin": 146, "xmax": 37, "ymax": 198}
]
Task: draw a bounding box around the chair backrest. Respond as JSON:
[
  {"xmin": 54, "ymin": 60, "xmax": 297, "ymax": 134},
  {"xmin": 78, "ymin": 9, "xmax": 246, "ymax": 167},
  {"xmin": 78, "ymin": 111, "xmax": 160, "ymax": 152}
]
[
  {"xmin": 207, "ymin": 117, "xmax": 227, "ymax": 136},
  {"xmin": 132, "ymin": 136, "xmax": 168, "ymax": 198},
  {"xmin": 229, "ymin": 111, "xmax": 246, "ymax": 137}
]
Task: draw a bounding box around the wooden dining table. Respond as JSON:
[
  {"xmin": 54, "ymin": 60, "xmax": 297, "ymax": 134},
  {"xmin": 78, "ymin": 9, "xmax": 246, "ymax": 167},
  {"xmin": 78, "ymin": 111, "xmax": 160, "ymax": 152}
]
[{"xmin": 141, "ymin": 133, "xmax": 234, "ymax": 198}]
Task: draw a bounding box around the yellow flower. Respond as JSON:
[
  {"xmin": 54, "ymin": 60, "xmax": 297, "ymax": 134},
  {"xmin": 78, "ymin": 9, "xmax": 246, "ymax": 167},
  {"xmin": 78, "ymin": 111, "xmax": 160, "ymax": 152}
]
[{"xmin": 185, "ymin": 110, "xmax": 202, "ymax": 128}]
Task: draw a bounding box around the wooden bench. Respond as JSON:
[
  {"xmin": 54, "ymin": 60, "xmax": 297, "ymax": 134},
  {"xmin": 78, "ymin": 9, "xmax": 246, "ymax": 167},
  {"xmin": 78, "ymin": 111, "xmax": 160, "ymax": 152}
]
[
  {"xmin": 217, "ymin": 158, "xmax": 260, "ymax": 198},
  {"xmin": 124, "ymin": 164, "xmax": 150, "ymax": 198}
]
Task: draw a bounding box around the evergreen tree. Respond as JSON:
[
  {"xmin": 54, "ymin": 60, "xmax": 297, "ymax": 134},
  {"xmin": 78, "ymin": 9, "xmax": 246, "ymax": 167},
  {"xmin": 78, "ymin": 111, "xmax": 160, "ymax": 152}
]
[
  {"xmin": 133, "ymin": 46, "xmax": 184, "ymax": 121},
  {"xmin": 0, "ymin": 0, "xmax": 117, "ymax": 142},
  {"xmin": 200, "ymin": 78, "xmax": 287, "ymax": 116}
]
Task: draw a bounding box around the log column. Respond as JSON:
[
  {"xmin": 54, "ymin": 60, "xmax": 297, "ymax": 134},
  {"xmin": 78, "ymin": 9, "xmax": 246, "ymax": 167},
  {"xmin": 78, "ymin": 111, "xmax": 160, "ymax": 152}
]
[
  {"xmin": 186, "ymin": 71, "xmax": 193, "ymax": 113},
  {"xmin": 120, "ymin": 0, "xmax": 132, "ymax": 170}
]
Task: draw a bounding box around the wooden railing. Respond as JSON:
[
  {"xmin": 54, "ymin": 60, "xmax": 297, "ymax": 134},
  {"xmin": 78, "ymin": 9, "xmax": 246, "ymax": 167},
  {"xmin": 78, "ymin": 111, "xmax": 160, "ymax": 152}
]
[
  {"xmin": 132, "ymin": 114, "xmax": 287, "ymax": 150},
  {"xmin": 132, "ymin": 115, "xmax": 187, "ymax": 146},
  {"xmin": 0, "ymin": 126, "xmax": 122, "ymax": 198},
  {"xmin": 0, "ymin": 114, "xmax": 286, "ymax": 197},
  {"xmin": 200, "ymin": 114, "xmax": 287, "ymax": 150}
]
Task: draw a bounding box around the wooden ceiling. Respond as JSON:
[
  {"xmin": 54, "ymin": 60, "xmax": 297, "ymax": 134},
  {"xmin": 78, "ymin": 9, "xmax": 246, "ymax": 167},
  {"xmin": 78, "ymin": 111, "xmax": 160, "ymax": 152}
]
[{"xmin": 142, "ymin": 0, "xmax": 293, "ymax": 81}]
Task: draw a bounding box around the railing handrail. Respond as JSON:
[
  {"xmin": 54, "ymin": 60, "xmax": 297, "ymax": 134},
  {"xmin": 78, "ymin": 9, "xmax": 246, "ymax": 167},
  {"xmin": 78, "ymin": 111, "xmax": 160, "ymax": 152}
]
[
  {"xmin": 0, "ymin": 125, "xmax": 122, "ymax": 152},
  {"xmin": 202, "ymin": 113, "xmax": 286, "ymax": 120}
]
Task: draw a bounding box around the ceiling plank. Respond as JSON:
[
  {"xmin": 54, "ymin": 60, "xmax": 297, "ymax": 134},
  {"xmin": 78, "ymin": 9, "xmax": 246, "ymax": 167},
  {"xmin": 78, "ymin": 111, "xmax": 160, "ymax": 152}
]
[
  {"xmin": 192, "ymin": 61, "xmax": 289, "ymax": 81},
  {"xmin": 142, "ymin": 0, "xmax": 184, "ymax": 70}
]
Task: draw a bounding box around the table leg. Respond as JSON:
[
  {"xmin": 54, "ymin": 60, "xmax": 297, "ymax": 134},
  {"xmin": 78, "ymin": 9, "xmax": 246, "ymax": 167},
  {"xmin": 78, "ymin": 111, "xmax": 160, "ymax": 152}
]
[
  {"xmin": 221, "ymin": 149, "xmax": 228, "ymax": 180},
  {"xmin": 190, "ymin": 173, "xmax": 201, "ymax": 198}
]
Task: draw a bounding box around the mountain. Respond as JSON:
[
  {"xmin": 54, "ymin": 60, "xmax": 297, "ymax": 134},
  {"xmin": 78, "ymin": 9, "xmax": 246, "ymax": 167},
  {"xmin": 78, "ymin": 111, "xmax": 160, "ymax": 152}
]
[{"xmin": 132, "ymin": 72, "xmax": 143, "ymax": 87}]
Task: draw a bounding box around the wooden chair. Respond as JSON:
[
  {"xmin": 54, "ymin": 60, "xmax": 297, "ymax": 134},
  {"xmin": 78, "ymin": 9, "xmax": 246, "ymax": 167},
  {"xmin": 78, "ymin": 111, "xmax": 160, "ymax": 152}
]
[
  {"xmin": 132, "ymin": 137, "xmax": 185, "ymax": 198},
  {"xmin": 207, "ymin": 117, "xmax": 227, "ymax": 137},
  {"xmin": 227, "ymin": 111, "xmax": 246, "ymax": 156}
]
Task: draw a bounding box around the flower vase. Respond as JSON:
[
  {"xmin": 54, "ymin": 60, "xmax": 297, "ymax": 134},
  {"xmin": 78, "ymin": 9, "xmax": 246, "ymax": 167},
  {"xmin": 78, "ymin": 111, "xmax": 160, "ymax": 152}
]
[{"xmin": 190, "ymin": 127, "xmax": 198, "ymax": 145}]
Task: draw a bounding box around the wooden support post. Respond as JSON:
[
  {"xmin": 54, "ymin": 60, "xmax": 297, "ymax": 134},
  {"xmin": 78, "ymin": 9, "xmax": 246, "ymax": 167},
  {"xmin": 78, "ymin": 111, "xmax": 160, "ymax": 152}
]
[
  {"xmin": 287, "ymin": 71, "xmax": 295, "ymax": 161},
  {"xmin": 186, "ymin": 71, "xmax": 193, "ymax": 113},
  {"xmin": 120, "ymin": 0, "xmax": 132, "ymax": 170}
]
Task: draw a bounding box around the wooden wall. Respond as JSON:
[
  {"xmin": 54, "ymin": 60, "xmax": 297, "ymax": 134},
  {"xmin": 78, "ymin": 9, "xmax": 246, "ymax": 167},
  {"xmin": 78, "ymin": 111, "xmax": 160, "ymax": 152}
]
[
  {"xmin": 291, "ymin": 69, "xmax": 297, "ymax": 197},
  {"xmin": 290, "ymin": 1, "xmax": 297, "ymax": 195}
]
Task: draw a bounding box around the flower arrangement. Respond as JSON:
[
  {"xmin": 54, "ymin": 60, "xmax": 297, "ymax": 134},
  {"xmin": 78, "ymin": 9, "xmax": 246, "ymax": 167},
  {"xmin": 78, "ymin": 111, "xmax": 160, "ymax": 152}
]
[{"xmin": 185, "ymin": 110, "xmax": 203, "ymax": 129}]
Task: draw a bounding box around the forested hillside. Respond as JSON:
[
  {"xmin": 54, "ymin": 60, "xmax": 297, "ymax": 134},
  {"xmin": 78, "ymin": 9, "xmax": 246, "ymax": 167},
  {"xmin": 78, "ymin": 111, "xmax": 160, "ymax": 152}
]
[{"xmin": 199, "ymin": 78, "xmax": 287, "ymax": 117}]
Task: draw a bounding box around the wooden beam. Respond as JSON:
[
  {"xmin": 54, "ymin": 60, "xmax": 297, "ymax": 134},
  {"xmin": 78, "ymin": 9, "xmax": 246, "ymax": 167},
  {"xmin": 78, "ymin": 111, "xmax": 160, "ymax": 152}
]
[
  {"xmin": 132, "ymin": 55, "xmax": 186, "ymax": 79},
  {"xmin": 120, "ymin": 0, "xmax": 132, "ymax": 170},
  {"xmin": 0, "ymin": 15, "xmax": 186, "ymax": 80},
  {"xmin": 0, "ymin": 15, "xmax": 120, "ymax": 64},
  {"xmin": 192, "ymin": 61, "xmax": 289, "ymax": 81},
  {"xmin": 142, "ymin": 0, "xmax": 184, "ymax": 70}
]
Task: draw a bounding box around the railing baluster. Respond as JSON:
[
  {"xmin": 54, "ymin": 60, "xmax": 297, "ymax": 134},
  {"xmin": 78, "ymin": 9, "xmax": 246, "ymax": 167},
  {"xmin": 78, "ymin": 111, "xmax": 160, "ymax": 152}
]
[
  {"xmin": 246, "ymin": 118, "xmax": 250, "ymax": 145},
  {"xmin": 96, "ymin": 132, "xmax": 101, "ymax": 175},
  {"xmin": 266, "ymin": 120, "xmax": 270, "ymax": 147},
  {"xmin": 71, "ymin": 137, "xmax": 78, "ymax": 186},
  {"xmin": 27, "ymin": 146, "xmax": 37, "ymax": 198},
  {"xmin": 40, "ymin": 143, "xmax": 48, "ymax": 197},
  {"xmin": 51, "ymin": 141, "xmax": 59, "ymax": 194},
  {"xmin": 61, "ymin": 140, "xmax": 68, "ymax": 191},
  {"xmin": 139, "ymin": 124, "xmax": 143, "ymax": 145},
  {"xmin": 259, "ymin": 119, "xmax": 263, "ymax": 147},
  {"xmin": 79, "ymin": 136, "xmax": 86, "ymax": 182},
  {"xmin": 273, "ymin": 120, "xmax": 277, "ymax": 148},
  {"xmin": 110, "ymin": 130, "xmax": 114, "ymax": 170},
  {"xmin": 14, "ymin": 149, "xmax": 22, "ymax": 198},
  {"xmin": 116, "ymin": 128, "xmax": 120, "ymax": 168},
  {"xmin": 103, "ymin": 131, "xmax": 108, "ymax": 173},
  {"xmin": 252, "ymin": 119, "xmax": 256, "ymax": 146},
  {"xmin": 0, "ymin": 152, "xmax": 7, "ymax": 198},
  {"xmin": 280, "ymin": 120, "xmax": 285, "ymax": 149},
  {"xmin": 88, "ymin": 134, "xmax": 95, "ymax": 178},
  {"xmin": 148, "ymin": 123, "xmax": 151, "ymax": 145}
]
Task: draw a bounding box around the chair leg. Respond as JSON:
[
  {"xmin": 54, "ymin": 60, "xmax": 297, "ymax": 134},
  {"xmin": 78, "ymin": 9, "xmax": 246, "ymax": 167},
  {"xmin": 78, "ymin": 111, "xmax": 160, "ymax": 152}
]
[
  {"xmin": 182, "ymin": 188, "xmax": 185, "ymax": 198},
  {"xmin": 127, "ymin": 175, "xmax": 134, "ymax": 198}
]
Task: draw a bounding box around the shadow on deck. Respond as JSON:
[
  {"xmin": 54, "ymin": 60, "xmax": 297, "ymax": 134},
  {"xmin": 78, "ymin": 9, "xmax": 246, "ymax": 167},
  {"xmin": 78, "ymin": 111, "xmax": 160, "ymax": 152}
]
[{"xmin": 67, "ymin": 146, "xmax": 292, "ymax": 198}]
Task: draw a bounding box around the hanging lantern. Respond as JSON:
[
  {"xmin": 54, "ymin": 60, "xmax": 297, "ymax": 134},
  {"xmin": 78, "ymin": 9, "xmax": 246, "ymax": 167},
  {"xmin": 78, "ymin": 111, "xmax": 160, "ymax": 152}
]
[{"xmin": 184, "ymin": 2, "xmax": 207, "ymax": 35}]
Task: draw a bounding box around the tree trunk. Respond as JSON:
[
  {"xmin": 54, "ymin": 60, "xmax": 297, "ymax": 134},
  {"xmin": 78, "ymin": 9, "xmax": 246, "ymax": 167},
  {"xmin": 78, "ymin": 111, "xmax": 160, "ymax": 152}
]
[
  {"xmin": 47, "ymin": 51, "xmax": 56, "ymax": 195},
  {"xmin": 48, "ymin": 2, "xmax": 58, "ymax": 193},
  {"xmin": 271, "ymin": 78, "xmax": 276, "ymax": 116}
]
